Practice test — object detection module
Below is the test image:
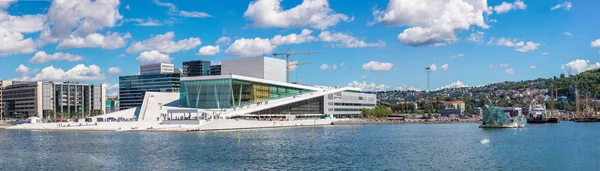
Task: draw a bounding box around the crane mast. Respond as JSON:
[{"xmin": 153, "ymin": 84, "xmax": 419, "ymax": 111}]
[{"xmin": 272, "ymin": 48, "xmax": 324, "ymax": 83}]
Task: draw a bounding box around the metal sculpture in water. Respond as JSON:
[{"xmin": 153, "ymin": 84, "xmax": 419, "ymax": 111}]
[{"xmin": 482, "ymin": 98, "xmax": 511, "ymax": 126}]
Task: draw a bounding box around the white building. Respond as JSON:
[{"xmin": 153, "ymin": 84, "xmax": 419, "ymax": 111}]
[
  {"xmin": 140, "ymin": 63, "xmax": 175, "ymax": 75},
  {"xmin": 221, "ymin": 57, "xmax": 286, "ymax": 82}
]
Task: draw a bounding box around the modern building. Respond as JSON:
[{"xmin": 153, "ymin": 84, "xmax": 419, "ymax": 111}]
[
  {"xmin": 324, "ymin": 91, "xmax": 377, "ymax": 118},
  {"xmin": 210, "ymin": 65, "xmax": 221, "ymax": 75},
  {"xmin": 119, "ymin": 73, "xmax": 180, "ymax": 110},
  {"xmin": 0, "ymin": 80, "xmax": 13, "ymax": 120},
  {"xmin": 106, "ymin": 96, "xmax": 119, "ymax": 113},
  {"xmin": 140, "ymin": 63, "xmax": 174, "ymax": 75},
  {"xmin": 0, "ymin": 81, "xmax": 105, "ymax": 119},
  {"xmin": 220, "ymin": 57, "xmax": 286, "ymax": 82},
  {"xmin": 182, "ymin": 60, "xmax": 211, "ymax": 77}
]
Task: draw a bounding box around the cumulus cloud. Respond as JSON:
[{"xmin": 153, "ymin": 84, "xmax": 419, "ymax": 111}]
[
  {"xmin": 319, "ymin": 63, "xmax": 330, "ymax": 70},
  {"xmin": 347, "ymin": 81, "xmax": 389, "ymax": 91},
  {"xmin": 551, "ymin": 2, "xmax": 572, "ymax": 11},
  {"xmin": 492, "ymin": 0, "xmax": 526, "ymax": 14},
  {"xmin": 561, "ymin": 59, "xmax": 600, "ymax": 74},
  {"xmin": 492, "ymin": 37, "xmax": 540, "ymax": 52},
  {"xmin": 0, "ymin": 13, "xmax": 46, "ymax": 33},
  {"xmin": 541, "ymin": 52, "xmax": 549, "ymax": 55},
  {"xmin": 288, "ymin": 60, "xmax": 298, "ymax": 71},
  {"xmin": 29, "ymin": 51, "xmax": 84, "ymax": 64},
  {"xmin": 500, "ymin": 63, "xmax": 510, "ymax": 67},
  {"xmin": 136, "ymin": 50, "xmax": 173, "ymax": 64},
  {"xmin": 19, "ymin": 64, "xmax": 106, "ymax": 82},
  {"xmin": 318, "ymin": 31, "xmax": 385, "ymax": 48},
  {"xmin": 153, "ymin": 0, "xmax": 212, "ymax": 18},
  {"xmin": 197, "ymin": 45, "xmax": 220, "ymax": 56},
  {"xmin": 505, "ymin": 68, "xmax": 515, "ymax": 75},
  {"xmin": 123, "ymin": 18, "xmax": 162, "ymax": 26},
  {"xmin": 40, "ymin": 0, "xmax": 122, "ymax": 43},
  {"xmin": 0, "ymin": 27, "xmax": 37, "ymax": 56},
  {"xmin": 216, "ymin": 36, "xmax": 232, "ymax": 46},
  {"xmin": 105, "ymin": 83, "xmax": 119, "ymax": 96},
  {"xmin": 244, "ymin": 0, "xmax": 352, "ymax": 30},
  {"xmin": 436, "ymin": 80, "xmax": 468, "ymax": 90},
  {"xmin": 362, "ymin": 61, "xmax": 394, "ymax": 72},
  {"xmin": 467, "ymin": 31, "xmax": 484, "ymax": 42},
  {"xmin": 395, "ymin": 84, "xmax": 421, "ymax": 91},
  {"xmin": 15, "ymin": 64, "xmax": 30, "ymax": 76},
  {"xmin": 108, "ymin": 67, "xmax": 122, "ymax": 75},
  {"xmin": 224, "ymin": 29, "xmax": 314, "ymax": 57},
  {"xmin": 441, "ymin": 64, "xmax": 449, "ymax": 70},
  {"xmin": 372, "ymin": 0, "xmax": 488, "ymax": 46},
  {"xmin": 360, "ymin": 76, "xmax": 367, "ymax": 80},
  {"xmin": 428, "ymin": 64, "xmax": 438, "ymax": 71},
  {"xmin": 529, "ymin": 65, "xmax": 536, "ymax": 69},
  {"xmin": 332, "ymin": 64, "xmax": 338, "ymax": 70},
  {"xmin": 591, "ymin": 39, "xmax": 600, "ymax": 48},
  {"xmin": 126, "ymin": 31, "xmax": 201, "ymax": 54},
  {"xmin": 57, "ymin": 32, "xmax": 132, "ymax": 50}
]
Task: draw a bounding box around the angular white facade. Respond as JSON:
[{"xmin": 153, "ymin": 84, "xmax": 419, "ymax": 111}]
[
  {"xmin": 323, "ymin": 91, "xmax": 377, "ymax": 116},
  {"xmin": 221, "ymin": 57, "xmax": 286, "ymax": 82}
]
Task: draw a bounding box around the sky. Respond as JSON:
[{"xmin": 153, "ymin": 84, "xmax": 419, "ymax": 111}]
[{"xmin": 1, "ymin": 0, "xmax": 599, "ymax": 95}]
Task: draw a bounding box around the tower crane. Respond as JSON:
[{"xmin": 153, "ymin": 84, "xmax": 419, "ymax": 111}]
[{"xmin": 272, "ymin": 48, "xmax": 325, "ymax": 83}]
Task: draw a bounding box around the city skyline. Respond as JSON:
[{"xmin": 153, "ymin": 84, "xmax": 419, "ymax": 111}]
[{"xmin": 0, "ymin": 0, "xmax": 599, "ymax": 95}]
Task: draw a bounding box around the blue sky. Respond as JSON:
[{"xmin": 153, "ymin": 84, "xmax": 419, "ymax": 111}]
[{"xmin": 1, "ymin": 0, "xmax": 599, "ymax": 94}]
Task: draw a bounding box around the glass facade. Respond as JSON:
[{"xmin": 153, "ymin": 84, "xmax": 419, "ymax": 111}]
[
  {"xmin": 250, "ymin": 97, "xmax": 324, "ymax": 115},
  {"xmin": 180, "ymin": 79, "xmax": 313, "ymax": 109},
  {"xmin": 119, "ymin": 73, "xmax": 180, "ymax": 110}
]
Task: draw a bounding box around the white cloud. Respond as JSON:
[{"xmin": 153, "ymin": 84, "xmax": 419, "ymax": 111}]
[
  {"xmin": 224, "ymin": 37, "xmax": 274, "ymax": 58},
  {"xmin": 441, "ymin": 64, "xmax": 449, "ymax": 70},
  {"xmin": 451, "ymin": 54, "xmax": 464, "ymax": 59},
  {"xmin": 244, "ymin": 0, "xmax": 352, "ymax": 30},
  {"xmin": 15, "ymin": 64, "xmax": 30, "ymax": 76},
  {"xmin": 124, "ymin": 18, "xmax": 162, "ymax": 26},
  {"xmin": 505, "ymin": 68, "xmax": 515, "ymax": 75},
  {"xmin": 224, "ymin": 29, "xmax": 315, "ymax": 57},
  {"xmin": 428, "ymin": 64, "xmax": 437, "ymax": 71},
  {"xmin": 179, "ymin": 11, "xmax": 212, "ymax": 18},
  {"xmin": 153, "ymin": 0, "xmax": 212, "ymax": 18},
  {"xmin": 347, "ymin": 81, "xmax": 389, "ymax": 91},
  {"xmin": 22, "ymin": 64, "xmax": 106, "ymax": 82},
  {"xmin": 561, "ymin": 59, "xmax": 600, "ymax": 74},
  {"xmin": 436, "ymin": 80, "xmax": 468, "ymax": 90},
  {"xmin": 57, "ymin": 32, "xmax": 131, "ymax": 50},
  {"xmin": 0, "ymin": 13, "xmax": 46, "ymax": 33},
  {"xmin": 372, "ymin": 0, "xmax": 488, "ymax": 46},
  {"xmin": 541, "ymin": 52, "xmax": 549, "ymax": 55},
  {"xmin": 126, "ymin": 32, "xmax": 201, "ymax": 54},
  {"xmin": 318, "ymin": 31, "xmax": 385, "ymax": 48},
  {"xmin": 340, "ymin": 63, "xmax": 344, "ymax": 67},
  {"xmin": 216, "ymin": 36, "xmax": 232, "ymax": 46},
  {"xmin": 288, "ymin": 60, "xmax": 298, "ymax": 71},
  {"xmin": 492, "ymin": 37, "xmax": 540, "ymax": 52},
  {"xmin": 105, "ymin": 83, "xmax": 119, "ymax": 96},
  {"xmin": 564, "ymin": 32, "xmax": 572, "ymax": 36},
  {"xmin": 197, "ymin": 45, "xmax": 220, "ymax": 56},
  {"xmin": 493, "ymin": 0, "xmax": 527, "ymax": 14},
  {"xmin": 360, "ymin": 76, "xmax": 367, "ymax": 80},
  {"xmin": 29, "ymin": 51, "xmax": 84, "ymax": 64},
  {"xmin": 108, "ymin": 67, "xmax": 122, "ymax": 75},
  {"xmin": 467, "ymin": 31, "xmax": 484, "ymax": 42},
  {"xmin": 136, "ymin": 50, "xmax": 173, "ymax": 65},
  {"xmin": 125, "ymin": 4, "xmax": 130, "ymax": 10},
  {"xmin": 0, "ymin": 27, "xmax": 37, "ymax": 56},
  {"xmin": 332, "ymin": 64, "xmax": 338, "ymax": 70},
  {"xmin": 319, "ymin": 63, "xmax": 330, "ymax": 70},
  {"xmin": 551, "ymin": 2, "xmax": 573, "ymax": 11},
  {"xmin": 529, "ymin": 65, "xmax": 536, "ymax": 69},
  {"xmin": 500, "ymin": 63, "xmax": 510, "ymax": 67},
  {"xmin": 395, "ymin": 84, "xmax": 421, "ymax": 91},
  {"xmin": 0, "ymin": 1, "xmax": 15, "ymax": 9},
  {"xmin": 488, "ymin": 64, "xmax": 494, "ymax": 68},
  {"xmin": 362, "ymin": 61, "xmax": 394, "ymax": 72},
  {"xmin": 591, "ymin": 39, "xmax": 600, "ymax": 48},
  {"xmin": 40, "ymin": 0, "xmax": 122, "ymax": 42}
]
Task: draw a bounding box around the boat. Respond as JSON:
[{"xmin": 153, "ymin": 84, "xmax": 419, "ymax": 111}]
[{"xmin": 479, "ymin": 98, "xmax": 526, "ymax": 128}]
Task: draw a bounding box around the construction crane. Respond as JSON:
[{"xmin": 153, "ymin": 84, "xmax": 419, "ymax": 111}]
[{"xmin": 273, "ymin": 48, "xmax": 325, "ymax": 83}]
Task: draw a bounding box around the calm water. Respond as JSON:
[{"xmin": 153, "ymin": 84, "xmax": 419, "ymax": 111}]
[{"xmin": 1, "ymin": 122, "xmax": 599, "ymax": 170}]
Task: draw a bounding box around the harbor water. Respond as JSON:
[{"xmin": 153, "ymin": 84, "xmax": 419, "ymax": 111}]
[{"xmin": 0, "ymin": 122, "xmax": 599, "ymax": 170}]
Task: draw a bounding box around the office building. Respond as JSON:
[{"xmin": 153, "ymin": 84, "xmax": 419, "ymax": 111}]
[
  {"xmin": 210, "ymin": 65, "xmax": 221, "ymax": 75},
  {"xmin": 220, "ymin": 57, "xmax": 286, "ymax": 82},
  {"xmin": 119, "ymin": 73, "xmax": 180, "ymax": 110},
  {"xmin": 0, "ymin": 81, "xmax": 105, "ymax": 119},
  {"xmin": 0, "ymin": 80, "xmax": 13, "ymax": 120},
  {"xmin": 106, "ymin": 96, "xmax": 119, "ymax": 113},
  {"xmin": 182, "ymin": 60, "xmax": 211, "ymax": 77},
  {"xmin": 140, "ymin": 63, "xmax": 174, "ymax": 75}
]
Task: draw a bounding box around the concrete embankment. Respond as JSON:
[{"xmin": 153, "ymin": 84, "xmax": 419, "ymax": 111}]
[{"xmin": 333, "ymin": 119, "xmax": 481, "ymax": 125}]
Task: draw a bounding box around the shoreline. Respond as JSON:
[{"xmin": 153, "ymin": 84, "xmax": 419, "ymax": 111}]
[{"xmin": 0, "ymin": 119, "xmax": 482, "ymax": 132}]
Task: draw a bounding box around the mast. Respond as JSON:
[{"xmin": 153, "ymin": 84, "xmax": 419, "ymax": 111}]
[{"xmin": 550, "ymin": 84, "xmax": 554, "ymax": 118}]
